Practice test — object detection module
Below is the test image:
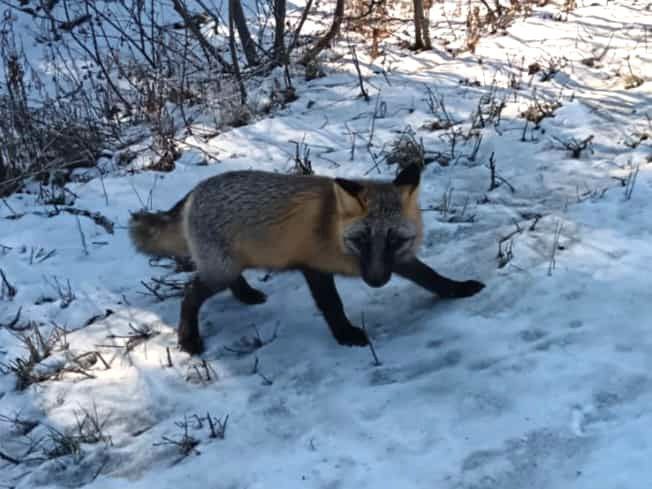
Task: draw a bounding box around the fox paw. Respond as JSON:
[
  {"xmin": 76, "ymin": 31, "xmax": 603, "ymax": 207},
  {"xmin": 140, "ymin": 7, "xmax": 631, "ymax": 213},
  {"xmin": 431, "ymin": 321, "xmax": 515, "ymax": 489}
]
[
  {"xmin": 178, "ymin": 333, "xmax": 204, "ymax": 355},
  {"xmin": 335, "ymin": 326, "xmax": 369, "ymax": 347},
  {"xmin": 446, "ymin": 280, "xmax": 485, "ymax": 299}
]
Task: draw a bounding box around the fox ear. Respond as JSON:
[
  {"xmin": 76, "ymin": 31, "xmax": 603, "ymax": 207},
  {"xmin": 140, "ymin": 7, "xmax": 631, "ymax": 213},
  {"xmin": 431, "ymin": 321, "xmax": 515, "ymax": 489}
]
[
  {"xmin": 393, "ymin": 164, "xmax": 421, "ymax": 192},
  {"xmin": 334, "ymin": 178, "xmax": 367, "ymax": 216}
]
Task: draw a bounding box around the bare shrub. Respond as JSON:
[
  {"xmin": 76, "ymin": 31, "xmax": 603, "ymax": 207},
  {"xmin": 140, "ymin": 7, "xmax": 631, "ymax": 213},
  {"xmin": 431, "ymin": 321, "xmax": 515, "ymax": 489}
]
[
  {"xmin": 622, "ymin": 57, "xmax": 644, "ymax": 90},
  {"xmin": 0, "ymin": 25, "xmax": 106, "ymax": 195},
  {"xmin": 463, "ymin": 0, "xmax": 540, "ymax": 53},
  {"xmin": 0, "ymin": 0, "xmax": 291, "ymax": 195},
  {"xmin": 43, "ymin": 403, "xmax": 111, "ymax": 461},
  {"xmin": 386, "ymin": 128, "xmax": 425, "ymax": 169},
  {"xmin": 552, "ymin": 134, "xmax": 594, "ymax": 158},
  {"xmin": 0, "ymin": 323, "xmax": 63, "ymax": 390},
  {"xmin": 154, "ymin": 416, "xmax": 200, "ymax": 458},
  {"xmin": 349, "ymin": 0, "xmax": 395, "ymax": 57},
  {"xmin": 521, "ymin": 94, "xmax": 561, "ymax": 126}
]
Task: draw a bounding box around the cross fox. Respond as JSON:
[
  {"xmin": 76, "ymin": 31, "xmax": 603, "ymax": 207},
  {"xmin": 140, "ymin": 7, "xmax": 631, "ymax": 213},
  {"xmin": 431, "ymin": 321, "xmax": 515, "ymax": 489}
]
[{"xmin": 129, "ymin": 164, "xmax": 485, "ymax": 354}]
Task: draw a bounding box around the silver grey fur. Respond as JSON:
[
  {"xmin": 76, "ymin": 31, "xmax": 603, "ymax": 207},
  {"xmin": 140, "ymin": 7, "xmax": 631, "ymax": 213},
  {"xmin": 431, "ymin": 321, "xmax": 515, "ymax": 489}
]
[{"xmin": 184, "ymin": 171, "xmax": 329, "ymax": 288}]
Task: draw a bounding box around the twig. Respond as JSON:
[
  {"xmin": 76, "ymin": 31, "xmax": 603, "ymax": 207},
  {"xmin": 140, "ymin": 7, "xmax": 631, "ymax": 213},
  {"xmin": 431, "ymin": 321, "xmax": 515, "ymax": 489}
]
[
  {"xmin": 139, "ymin": 276, "xmax": 186, "ymax": 301},
  {"xmin": 368, "ymin": 92, "xmax": 384, "ymax": 149},
  {"xmin": 497, "ymin": 239, "xmax": 514, "ymax": 268},
  {"xmin": 140, "ymin": 280, "xmax": 165, "ymax": 301},
  {"xmin": 499, "ymin": 221, "xmax": 523, "ymax": 244},
  {"xmin": 287, "ymin": 0, "xmax": 314, "ymax": 55},
  {"xmin": 207, "ymin": 412, "xmax": 228, "ymax": 439},
  {"xmin": 548, "ymin": 220, "xmax": 563, "ymax": 276},
  {"xmin": 129, "ymin": 180, "xmax": 147, "ymax": 210},
  {"xmin": 146, "ymin": 176, "xmax": 159, "ymax": 211},
  {"xmin": 486, "ymin": 153, "xmax": 515, "ymax": 193},
  {"xmin": 83, "ymin": 309, "xmax": 114, "ymax": 327},
  {"xmin": 95, "ymin": 351, "xmax": 111, "ymax": 370},
  {"xmin": 0, "ymin": 269, "xmax": 17, "ymax": 300},
  {"xmin": 0, "ymin": 449, "xmax": 20, "ymax": 465},
  {"xmin": 361, "ymin": 314, "xmax": 381, "ymax": 366},
  {"xmin": 349, "ymin": 42, "xmax": 369, "ymax": 101},
  {"xmin": 3, "ymin": 207, "xmax": 114, "ymax": 234},
  {"xmin": 44, "ymin": 276, "xmax": 75, "ymax": 308},
  {"xmin": 98, "ymin": 169, "xmax": 109, "ymax": 206},
  {"xmin": 1, "ymin": 306, "xmax": 22, "ymax": 330},
  {"xmin": 252, "ymin": 356, "xmax": 273, "ymax": 385},
  {"xmin": 106, "ymin": 323, "xmax": 157, "ymax": 352},
  {"xmin": 423, "ymin": 86, "xmax": 454, "ymax": 129},
  {"xmin": 1, "ymin": 199, "xmax": 17, "ymax": 217},
  {"xmin": 223, "ymin": 324, "xmax": 278, "ymax": 356},
  {"xmin": 521, "ymin": 119, "xmax": 529, "ymax": 142},
  {"xmin": 76, "ymin": 216, "xmax": 89, "ymax": 256},
  {"xmin": 290, "ymin": 137, "xmax": 313, "ymax": 175},
  {"xmin": 488, "ymin": 152, "xmax": 498, "ymax": 191},
  {"xmin": 31, "ymin": 248, "xmax": 57, "ymax": 264},
  {"xmin": 624, "ymin": 165, "xmax": 640, "ymax": 201},
  {"xmin": 344, "ymin": 122, "xmax": 357, "ymax": 161},
  {"xmin": 62, "ymin": 208, "xmax": 115, "ymax": 234},
  {"xmin": 60, "ymin": 366, "xmax": 97, "ymax": 380},
  {"xmin": 166, "ymin": 347, "xmax": 173, "ymax": 368},
  {"xmin": 201, "ymin": 359, "xmax": 214, "ymax": 381},
  {"xmin": 529, "ymin": 215, "xmax": 542, "ymax": 231}
]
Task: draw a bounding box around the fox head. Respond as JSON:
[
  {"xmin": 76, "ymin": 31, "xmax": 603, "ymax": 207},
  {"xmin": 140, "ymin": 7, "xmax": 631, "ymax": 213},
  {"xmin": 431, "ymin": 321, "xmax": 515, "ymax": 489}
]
[{"xmin": 334, "ymin": 164, "xmax": 423, "ymax": 288}]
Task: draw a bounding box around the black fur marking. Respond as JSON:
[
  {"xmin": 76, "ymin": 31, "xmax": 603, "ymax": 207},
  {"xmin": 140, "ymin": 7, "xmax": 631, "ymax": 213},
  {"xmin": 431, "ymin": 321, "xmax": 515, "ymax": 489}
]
[
  {"xmin": 302, "ymin": 269, "xmax": 369, "ymax": 346},
  {"xmin": 393, "ymin": 164, "xmax": 421, "ymax": 189},
  {"xmin": 334, "ymin": 178, "xmax": 365, "ymax": 198},
  {"xmin": 230, "ymin": 275, "xmax": 267, "ymax": 305},
  {"xmin": 393, "ymin": 258, "xmax": 485, "ymax": 298}
]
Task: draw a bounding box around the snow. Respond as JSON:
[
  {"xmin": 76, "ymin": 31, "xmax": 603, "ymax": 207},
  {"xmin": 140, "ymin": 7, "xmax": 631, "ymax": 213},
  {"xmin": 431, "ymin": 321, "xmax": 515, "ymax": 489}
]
[{"xmin": 2, "ymin": 1, "xmax": 652, "ymax": 488}]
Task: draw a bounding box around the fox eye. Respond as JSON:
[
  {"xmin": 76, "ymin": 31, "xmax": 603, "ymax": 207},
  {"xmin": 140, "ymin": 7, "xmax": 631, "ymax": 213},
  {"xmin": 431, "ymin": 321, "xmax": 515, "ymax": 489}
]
[
  {"xmin": 387, "ymin": 232, "xmax": 411, "ymax": 251},
  {"xmin": 352, "ymin": 234, "xmax": 370, "ymax": 250}
]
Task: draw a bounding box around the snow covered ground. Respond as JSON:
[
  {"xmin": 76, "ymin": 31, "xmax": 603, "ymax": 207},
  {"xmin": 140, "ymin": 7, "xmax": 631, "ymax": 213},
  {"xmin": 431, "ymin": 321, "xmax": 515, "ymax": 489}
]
[{"xmin": 1, "ymin": 1, "xmax": 652, "ymax": 488}]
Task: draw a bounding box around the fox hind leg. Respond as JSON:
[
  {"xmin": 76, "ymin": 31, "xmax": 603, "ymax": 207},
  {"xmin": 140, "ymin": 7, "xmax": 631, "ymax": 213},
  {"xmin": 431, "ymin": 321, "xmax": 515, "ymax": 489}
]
[
  {"xmin": 178, "ymin": 275, "xmax": 220, "ymax": 354},
  {"xmin": 178, "ymin": 268, "xmax": 240, "ymax": 354}
]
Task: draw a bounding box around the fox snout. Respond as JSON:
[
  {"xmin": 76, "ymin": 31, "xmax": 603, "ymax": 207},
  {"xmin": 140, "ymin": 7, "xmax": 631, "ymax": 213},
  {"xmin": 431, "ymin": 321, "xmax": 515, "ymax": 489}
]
[
  {"xmin": 360, "ymin": 254, "xmax": 392, "ymax": 288},
  {"xmin": 362, "ymin": 270, "xmax": 392, "ymax": 288}
]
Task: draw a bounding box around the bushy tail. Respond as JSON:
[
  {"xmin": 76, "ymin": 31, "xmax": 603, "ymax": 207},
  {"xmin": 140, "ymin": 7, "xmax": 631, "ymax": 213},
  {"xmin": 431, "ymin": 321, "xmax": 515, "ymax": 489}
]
[{"xmin": 128, "ymin": 193, "xmax": 190, "ymax": 258}]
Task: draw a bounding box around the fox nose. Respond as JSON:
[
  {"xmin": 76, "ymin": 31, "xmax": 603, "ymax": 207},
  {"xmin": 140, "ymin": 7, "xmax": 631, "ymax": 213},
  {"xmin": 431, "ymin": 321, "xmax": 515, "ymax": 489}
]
[
  {"xmin": 362, "ymin": 265, "xmax": 391, "ymax": 288},
  {"xmin": 364, "ymin": 273, "xmax": 391, "ymax": 288}
]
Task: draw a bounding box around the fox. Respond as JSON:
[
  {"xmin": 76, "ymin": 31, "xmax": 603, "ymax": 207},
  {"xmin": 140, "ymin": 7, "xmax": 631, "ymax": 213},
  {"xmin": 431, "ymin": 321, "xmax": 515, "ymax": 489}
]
[{"xmin": 128, "ymin": 164, "xmax": 485, "ymax": 355}]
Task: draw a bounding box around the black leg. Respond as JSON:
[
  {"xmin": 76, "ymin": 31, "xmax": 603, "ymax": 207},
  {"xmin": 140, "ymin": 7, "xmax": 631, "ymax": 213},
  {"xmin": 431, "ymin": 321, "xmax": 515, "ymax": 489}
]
[
  {"xmin": 230, "ymin": 275, "xmax": 267, "ymax": 305},
  {"xmin": 393, "ymin": 258, "xmax": 485, "ymax": 299},
  {"xmin": 178, "ymin": 276, "xmax": 222, "ymax": 354},
  {"xmin": 302, "ymin": 269, "xmax": 368, "ymax": 347}
]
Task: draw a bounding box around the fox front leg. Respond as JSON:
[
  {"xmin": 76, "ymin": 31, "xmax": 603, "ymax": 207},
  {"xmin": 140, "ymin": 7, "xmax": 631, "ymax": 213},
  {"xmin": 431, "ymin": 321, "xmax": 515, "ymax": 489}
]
[
  {"xmin": 302, "ymin": 269, "xmax": 369, "ymax": 347},
  {"xmin": 393, "ymin": 258, "xmax": 485, "ymax": 299}
]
